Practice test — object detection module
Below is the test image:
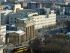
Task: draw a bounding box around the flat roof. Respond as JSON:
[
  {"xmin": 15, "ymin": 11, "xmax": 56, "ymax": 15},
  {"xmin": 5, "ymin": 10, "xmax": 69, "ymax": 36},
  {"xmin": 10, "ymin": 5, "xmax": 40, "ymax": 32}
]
[{"xmin": 7, "ymin": 30, "xmax": 25, "ymax": 35}]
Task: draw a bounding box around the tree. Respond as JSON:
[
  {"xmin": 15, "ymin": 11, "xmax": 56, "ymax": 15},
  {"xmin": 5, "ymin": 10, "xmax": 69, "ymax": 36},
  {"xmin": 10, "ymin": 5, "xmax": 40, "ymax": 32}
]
[{"xmin": 29, "ymin": 38, "xmax": 44, "ymax": 53}]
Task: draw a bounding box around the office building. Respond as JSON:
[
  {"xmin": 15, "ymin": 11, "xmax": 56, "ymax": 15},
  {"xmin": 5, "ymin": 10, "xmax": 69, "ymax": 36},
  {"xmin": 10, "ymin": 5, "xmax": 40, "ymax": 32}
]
[
  {"xmin": 0, "ymin": 8, "xmax": 12, "ymax": 44},
  {"xmin": 27, "ymin": 1, "xmax": 52, "ymax": 9},
  {"xmin": 28, "ymin": 10, "xmax": 56, "ymax": 29}
]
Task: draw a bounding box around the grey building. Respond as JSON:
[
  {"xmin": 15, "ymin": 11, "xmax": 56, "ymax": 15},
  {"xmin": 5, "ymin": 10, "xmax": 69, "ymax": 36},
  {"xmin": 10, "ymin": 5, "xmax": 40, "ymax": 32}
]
[
  {"xmin": 57, "ymin": 4, "xmax": 70, "ymax": 15},
  {"xmin": 6, "ymin": 9, "xmax": 37, "ymax": 30}
]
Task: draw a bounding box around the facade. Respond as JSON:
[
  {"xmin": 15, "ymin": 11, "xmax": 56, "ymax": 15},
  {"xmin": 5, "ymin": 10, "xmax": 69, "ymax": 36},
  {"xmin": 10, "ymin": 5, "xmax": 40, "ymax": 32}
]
[
  {"xmin": 27, "ymin": 2, "xmax": 40, "ymax": 9},
  {"xmin": 28, "ymin": 10, "xmax": 56, "ymax": 29},
  {"xmin": 56, "ymin": 3, "xmax": 70, "ymax": 15},
  {"xmin": 7, "ymin": 9, "xmax": 56, "ymax": 30},
  {"xmin": 6, "ymin": 30, "xmax": 25, "ymax": 45},
  {"xmin": 0, "ymin": 26, "xmax": 6, "ymax": 43},
  {"xmin": 56, "ymin": 4, "xmax": 70, "ymax": 22},
  {"xmin": 57, "ymin": 15, "xmax": 70, "ymax": 22},
  {"xmin": 6, "ymin": 15, "xmax": 36, "ymax": 45},
  {"xmin": 0, "ymin": 9, "xmax": 12, "ymax": 44},
  {"xmin": 65, "ymin": 0, "xmax": 70, "ymax": 3},
  {"xmin": 6, "ymin": 9, "xmax": 36, "ymax": 31},
  {"xmin": 16, "ymin": 18, "xmax": 35, "ymax": 41},
  {"xmin": 14, "ymin": 4, "xmax": 23, "ymax": 12},
  {"xmin": 0, "ymin": 6, "xmax": 4, "ymax": 10},
  {"xmin": 6, "ymin": 13, "xmax": 17, "ymax": 31},
  {"xmin": 15, "ymin": 10, "xmax": 56, "ymax": 42},
  {"xmin": 0, "ymin": 12, "xmax": 6, "ymax": 44},
  {"xmin": 0, "ymin": 0, "xmax": 7, "ymax": 2},
  {"xmin": 27, "ymin": 2, "xmax": 50, "ymax": 9},
  {"xmin": 65, "ymin": 6, "xmax": 70, "ymax": 15},
  {"xmin": 25, "ymin": 19, "xmax": 35, "ymax": 41}
]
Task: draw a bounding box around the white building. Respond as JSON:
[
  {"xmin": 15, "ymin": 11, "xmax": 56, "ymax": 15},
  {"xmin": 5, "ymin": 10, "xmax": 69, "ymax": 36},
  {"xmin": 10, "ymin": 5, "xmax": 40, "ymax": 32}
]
[{"xmin": 28, "ymin": 10, "xmax": 56, "ymax": 29}]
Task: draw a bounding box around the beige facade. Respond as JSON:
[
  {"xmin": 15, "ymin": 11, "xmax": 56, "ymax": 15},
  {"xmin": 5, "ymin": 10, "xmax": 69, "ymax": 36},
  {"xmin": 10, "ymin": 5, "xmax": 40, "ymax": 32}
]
[
  {"xmin": 25, "ymin": 20, "xmax": 35, "ymax": 41},
  {"xmin": 6, "ymin": 30, "xmax": 25, "ymax": 45},
  {"xmin": 14, "ymin": 4, "xmax": 23, "ymax": 13},
  {"xmin": 16, "ymin": 10, "xmax": 56, "ymax": 41},
  {"xmin": 16, "ymin": 19, "xmax": 35, "ymax": 41},
  {"xmin": 6, "ymin": 33, "xmax": 19, "ymax": 45},
  {"xmin": 28, "ymin": 10, "xmax": 56, "ymax": 29}
]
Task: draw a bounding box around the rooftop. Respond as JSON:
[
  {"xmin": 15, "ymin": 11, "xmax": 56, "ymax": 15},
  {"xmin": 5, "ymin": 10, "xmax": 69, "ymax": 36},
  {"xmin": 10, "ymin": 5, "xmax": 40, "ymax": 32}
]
[
  {"xmin": 7, "ymin": 8, "xmax": 52, "ymax": 19},
  {"xmin": 7, "ymin": 30, "xmax": 25, "ymax": 35},
  {"xmin": 8, "ymin": 9, "xmax": 37, "ymax": 19}
]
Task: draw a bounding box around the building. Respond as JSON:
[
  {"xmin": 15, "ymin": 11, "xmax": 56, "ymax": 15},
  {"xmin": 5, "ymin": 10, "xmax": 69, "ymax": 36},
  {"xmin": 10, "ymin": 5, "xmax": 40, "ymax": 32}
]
[
  {"xmin": 65, "ymin": 0, "xmax": 70, "ymax": 3},
  {"xmin": 56, "ymin": 4, "xmax": 70, "ymax": 22},
  {"xmin": 57, "ymin": 4, "xmax": 70, "ymax": 15},
  {"xmin": 0, "ymin": 9, "xmax": 12, "ymax": 44},
  {"xmin": 0, "ymin": 11, "xmax": 6, "ymax": 44},
  {"xmin": 5, "ymin": 16, "xmax": 35, "ymax": 52},
  {"xmin": 16, "ymin": 10, "xmax": 56, "ymax": 41},
  {"xmin": 14, "ymin": 4, "xmax": 23, "ymax": 12},
  {"xmin": 6, "ymin": 16, "xmax": 35, "ymax": 45},
  {"xmin": 6, "ymin": 9, "xmax": 36, "ymax": 31},
  {"xmin": 31, "ymin": 0, "xmax": 66, "ymax": 4},
  {"xmin": 0, "ymin": 6, "xmax": 4, "ymax": 10},
  {"xmin": 6, "ymin": 30, "xmax": 25, "ymax": 45},
  {"xmin": 7, "ymin": 8, "xmax": 56, "ymax": 29},
  {"xmin": 27, "ymin": 2, "xmax": 52, "ymax": 9},
  {"xmin": 17, "ymin": 0, "xmax": 52, "ymax": 9},
  {"xmin": 27, "ymin": 0, "xmax": 65, "ymax": 9},
  {"xmin": 16, "ymin": 18, "xmax": 36, "ymax": 41},
  {"xmin": 28, "ymin": 10, "xmax": 56, "ymax": 29}
]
